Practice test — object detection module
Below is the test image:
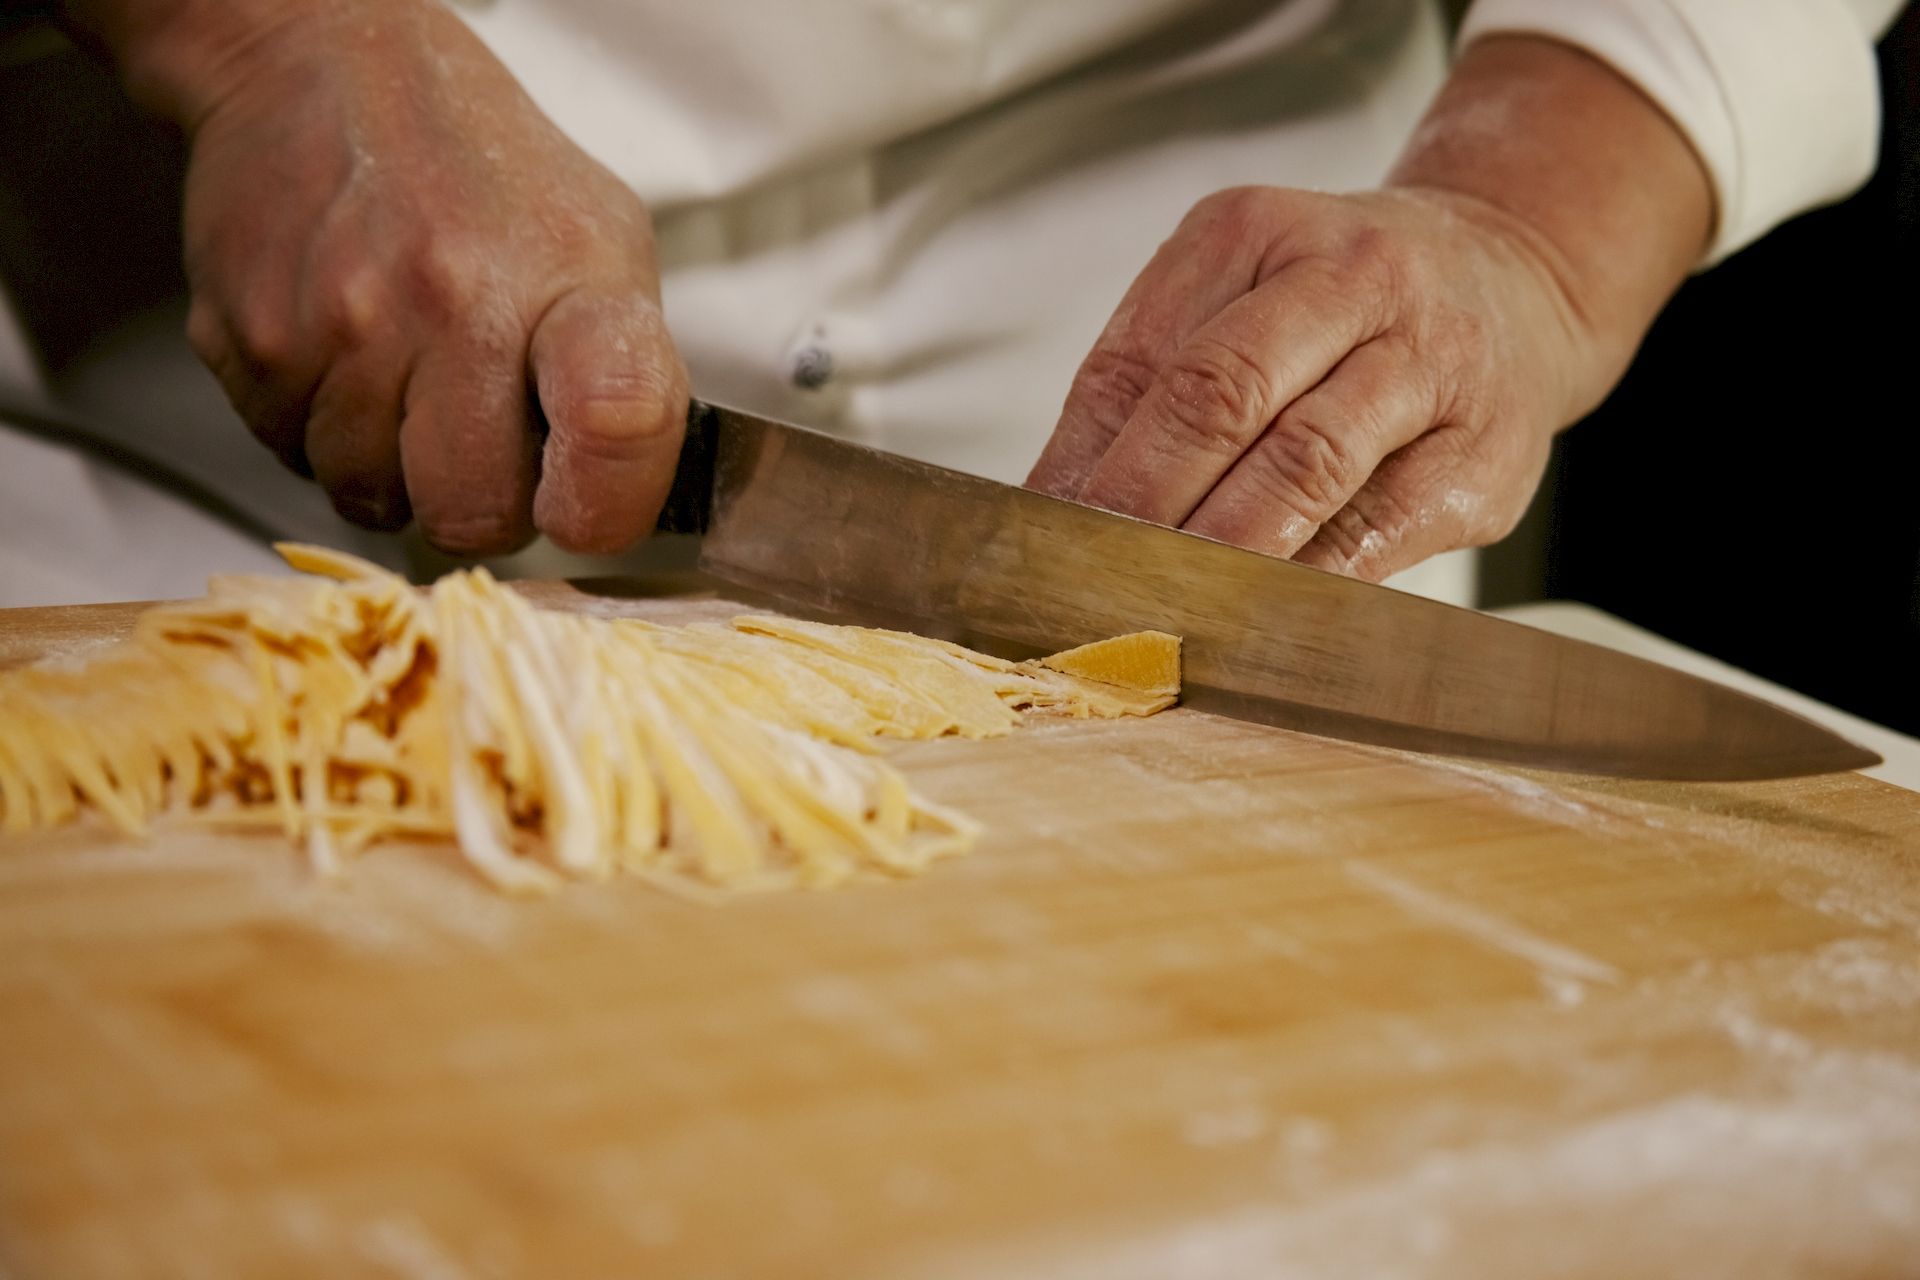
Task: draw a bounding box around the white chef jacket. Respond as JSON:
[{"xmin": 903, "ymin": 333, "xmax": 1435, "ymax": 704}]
[{"xmin": 0, "ymin": 0, "xmax": 1904, "ymax": 606}]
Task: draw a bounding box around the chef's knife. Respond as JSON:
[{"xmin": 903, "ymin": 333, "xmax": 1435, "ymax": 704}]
[{"xmin": 657, "ymin": 401, "xmax": 1880, "ymax": 781}]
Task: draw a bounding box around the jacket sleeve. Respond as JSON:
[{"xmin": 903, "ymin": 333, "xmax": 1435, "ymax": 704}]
[{"xmin": 1457, "ymin": 0, "xmax": 1907, "ymax": 262}]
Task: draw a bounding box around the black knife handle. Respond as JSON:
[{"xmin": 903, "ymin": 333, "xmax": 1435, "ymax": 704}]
[{"xmin": 655, "ymin": 398, "xmax": 719, "ymax": 535}]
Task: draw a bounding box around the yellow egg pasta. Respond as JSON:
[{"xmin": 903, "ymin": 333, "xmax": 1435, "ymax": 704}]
[{"xmin": 0, "ymin": 546, "xmax": 1177, "ymax": 895}]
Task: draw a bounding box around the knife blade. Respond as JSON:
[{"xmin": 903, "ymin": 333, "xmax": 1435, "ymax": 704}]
[{"xmin": 657, "ymin": 401, "xmax": 1880, "ymax": 781}]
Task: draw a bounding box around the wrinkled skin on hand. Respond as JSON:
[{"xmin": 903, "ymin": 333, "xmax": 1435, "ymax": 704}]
[
  {"xmin": 1029, "ymin": 35, "xmax": 1713, "ymax": 584},
  {"xmin": 180, "ymin": 2, "xmax": 687, "ymax": 555},
  {"xmin": 1028, "ymin": 185, "xmax": 1597, "ymax": 583}
]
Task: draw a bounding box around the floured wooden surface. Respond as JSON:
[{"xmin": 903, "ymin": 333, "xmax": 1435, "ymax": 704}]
[{"xmin": 2, "ymin": 581, "xmax": 1919, "ymax": 1279}]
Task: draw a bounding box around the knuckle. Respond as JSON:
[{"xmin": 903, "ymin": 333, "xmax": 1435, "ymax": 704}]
[
  {"xmin": 1188, "ymin": 186, "xmax": 1276, "ymax": 239},
  {"xmin": 461, "ymin": 307, "xmax": 526, "ymax": 368},
  {"xmin": 541, "ymin": 204, "xmax": 635, "ymax": 266},
  {"xmin": 316, "ymin": 264, "xmax": 391, "ymax": 350},
  {"xmin": 1158, "ymin": 339, "xmax": 1275, "ymax": 450},
  {"xmin": 1073, "ymin": 346, "xmax": 1161, "ymax": 420},
  {"xmin": 1251, "ymin": 412, "xmax": 1363, "ymax": 514},
  {"xmin": 231, "ymin": 303, "xmax": 299, "ymax": 374},
  {"xmin": 406, "ymin": 229, "xmax": 491, "ymax": 315},
  {"xmin": 1324, "ymin": 486, "xmax": 1420, "ymax": 569},
  {"xmin": 536, "ymin": 206, "xmax": 595, "ymax": 258},
  {"xmin": 1326, "ymin": 227, "xmax": 1407, "ymax": 329},
  {"xmin": 547, "ymin": 367, "xmax": 685, "ymax": 463},
  {"xmin": 1344, "ymin": 221, "xmax": 1390, "ymax": 274},
  {"xmin": 1420, "ymin": 422, "xmax": 1483, "ymax": 475},
  {"xmin": 1339, "ymin": 222, "xmax": 1395, "ymax": 274},
  {"xmin": 1294, "ymin": 255, "xmax": 1357, "ymax": 303}
]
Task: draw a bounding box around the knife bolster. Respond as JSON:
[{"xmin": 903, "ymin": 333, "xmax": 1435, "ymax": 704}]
[{"xmin": 654, "ymin": 399, "xmax": 719, "ymax": 536}]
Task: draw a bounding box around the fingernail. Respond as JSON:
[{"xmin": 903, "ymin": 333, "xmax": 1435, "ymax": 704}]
[{"xmin": 336, "ymin": 495, "xmax": 391, "ymax": 528}]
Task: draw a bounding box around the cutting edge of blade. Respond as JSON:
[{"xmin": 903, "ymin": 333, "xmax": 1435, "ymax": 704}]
[
  {"xmin": 1181, "ymin": 682, "xmax": 1883, "ymax": 782},
  {"xmin": 690, "ymin": 405, "xmax": 1885, "ymax": 782}
]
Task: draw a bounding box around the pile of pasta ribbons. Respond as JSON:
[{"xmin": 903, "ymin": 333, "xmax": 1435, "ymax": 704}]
[{"xmin": 0, "ymin": 545, "xmax": 1177, "ymax": 894}]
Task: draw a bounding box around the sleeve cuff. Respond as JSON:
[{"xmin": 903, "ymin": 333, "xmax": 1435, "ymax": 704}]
[{"xmin": 1457, "ymin": 0, "xmax": 1883, "ymax": 264}]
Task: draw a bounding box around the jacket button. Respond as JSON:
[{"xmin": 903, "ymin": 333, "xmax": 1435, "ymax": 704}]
[{"xmin": 789, "ymin": 344, "xmax": 835, "ymax": 390}]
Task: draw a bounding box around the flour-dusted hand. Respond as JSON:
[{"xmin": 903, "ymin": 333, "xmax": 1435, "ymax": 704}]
[
  {"xmin": 1029, "ymin": 37, "xmax": 1714, "ymax": 582},
  {"xmin": 1029, "ymin": 185, "xmax": 1587, "ymax": 580},
  {"xmin": 65, "ymin": 0, "xmax": 689, "ymax": 555}
]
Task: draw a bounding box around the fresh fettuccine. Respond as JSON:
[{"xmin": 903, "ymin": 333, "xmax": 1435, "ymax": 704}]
[{"xmin": 0, "ymin": 545, "xmax": 1177, "ymax": 894}]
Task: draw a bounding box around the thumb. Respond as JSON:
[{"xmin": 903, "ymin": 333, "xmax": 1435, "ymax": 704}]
[{"xmin": 529, "ymin": 287, "xmax": 690, "ymax": 555}]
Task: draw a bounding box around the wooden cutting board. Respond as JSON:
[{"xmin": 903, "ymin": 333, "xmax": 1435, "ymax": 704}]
[{"xmin": 3, "ymin": 580, "xmax": 1918, "ymax": 1280}]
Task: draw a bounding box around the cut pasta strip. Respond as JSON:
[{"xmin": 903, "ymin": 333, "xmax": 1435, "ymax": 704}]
[{"xmin": 0, "ymin": 545, "xmax": 1178, "ymax": 894}]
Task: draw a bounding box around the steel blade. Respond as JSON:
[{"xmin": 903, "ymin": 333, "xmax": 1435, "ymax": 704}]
[{"xmin": 676, "ymin": 404, "xmax": 1880, "ymax": 781}]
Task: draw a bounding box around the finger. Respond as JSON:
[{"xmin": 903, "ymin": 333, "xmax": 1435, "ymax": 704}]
[
  {"xmin": 185, "ymin": 194, "xmax": 323, "ymax": 476},
  {"xmin": 1027, "ymin": 190, "xmax": 1289, "ymax": 498},
  {"xmin": 186, "ymin": 299, "xmax": 316, "ymax": 477},
  {"xmin": 529, "ymin": 287, "xmax": 690, "ymax": 555},
  {"xmin": 1076, "ymin": 259, "xmax": 1387, "ymax": 525},
  {"xmin": 1293, "ymin": 429, "xmax": 1506, "ymax": 582},
  {"xmin": 1182, "ymin": 339, "xmax": 1435, "ymax": 557},
  {"xmin": 305, "ymin": 353, "xmax": 412, "ymax": 532},
  {"xmin": 398, "ymin": 316, "xmax": 540, "ymax": 556}
]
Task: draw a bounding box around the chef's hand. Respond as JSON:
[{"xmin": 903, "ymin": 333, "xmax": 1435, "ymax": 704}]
[
  {"xmin": 1029, "ymin": 36, "xmax": 1713, "ymax": 581},
  {"xmin": 61, "ymin": 0, "xmax": 688, "ymax": 555}
]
